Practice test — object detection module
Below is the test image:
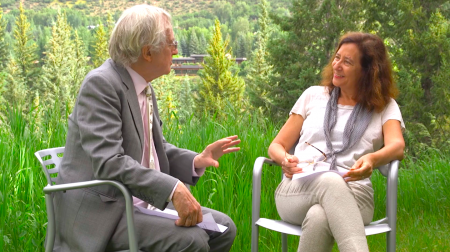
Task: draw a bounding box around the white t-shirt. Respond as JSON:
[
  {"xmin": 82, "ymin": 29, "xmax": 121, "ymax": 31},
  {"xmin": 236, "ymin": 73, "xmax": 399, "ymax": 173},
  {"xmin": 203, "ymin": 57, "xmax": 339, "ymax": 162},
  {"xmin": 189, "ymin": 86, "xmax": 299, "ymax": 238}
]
[{"xmin": 290, "ymin": 86, "xmax": 405, "ymax": 186}]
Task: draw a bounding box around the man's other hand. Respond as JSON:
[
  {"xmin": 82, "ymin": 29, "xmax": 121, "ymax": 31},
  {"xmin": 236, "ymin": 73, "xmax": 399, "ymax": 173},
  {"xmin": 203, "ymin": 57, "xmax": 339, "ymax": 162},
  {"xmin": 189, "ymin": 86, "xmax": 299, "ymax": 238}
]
[
  {"xmin": 172, "ymin": 182, "xmax": 202, "ymax": 227},
  {"xmin": 194, "ymin": 135, "xmax": 241, "ymax": 168}
]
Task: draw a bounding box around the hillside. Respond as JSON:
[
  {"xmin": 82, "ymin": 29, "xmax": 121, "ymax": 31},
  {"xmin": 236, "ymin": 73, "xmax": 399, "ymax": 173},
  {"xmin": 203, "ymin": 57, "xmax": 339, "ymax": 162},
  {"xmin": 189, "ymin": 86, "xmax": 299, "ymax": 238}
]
[{"xmin": 1, "ymin": 0, "xmax": 269, "ymax": 16}]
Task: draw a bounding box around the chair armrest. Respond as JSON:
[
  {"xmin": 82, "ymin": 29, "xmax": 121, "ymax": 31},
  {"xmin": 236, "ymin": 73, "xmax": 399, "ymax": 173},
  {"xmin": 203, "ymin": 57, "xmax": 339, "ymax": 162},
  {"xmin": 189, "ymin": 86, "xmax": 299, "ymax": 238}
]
[
  {"xmin": 44, "ymin": 180, "xmax": 138, "ymax": 252},
  {"xmin": 386, "ymin": 160, "xmax": 399, "ymax": 232},
  {"xmin": 252, "ymin": 157, "xmax": 279, "ymax": 251},
  {"xmin": 252, "ymin": 158, "xmax": 279, "ymax": 219}
]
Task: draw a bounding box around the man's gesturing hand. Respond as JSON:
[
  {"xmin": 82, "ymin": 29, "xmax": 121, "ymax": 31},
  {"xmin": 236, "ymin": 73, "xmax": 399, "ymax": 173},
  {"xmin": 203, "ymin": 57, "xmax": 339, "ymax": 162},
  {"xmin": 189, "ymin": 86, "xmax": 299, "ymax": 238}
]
[
  {"xmin": 194, "ymin": 135, "xmax": 241, "ymax": 168},
  {"xmin": 172, "ymin": 182, "xmax": 202, "ymax": 227}
]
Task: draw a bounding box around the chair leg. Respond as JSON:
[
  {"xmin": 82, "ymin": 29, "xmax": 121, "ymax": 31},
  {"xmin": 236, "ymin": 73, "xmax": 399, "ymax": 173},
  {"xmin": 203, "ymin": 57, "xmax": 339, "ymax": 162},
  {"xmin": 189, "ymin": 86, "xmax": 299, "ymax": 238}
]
[
  {"xmin": 45, "ymin": 193, "xmax": 55, "ymax": 252},
  {"xmin": 251, "ymin": 225, "xmax": 259, "ymax": 252},
  {"xmin": 387, "ymin": 230, "xmax": 396, "ymax": 252},
  {"xmin": 282, "ymin": 233, "xmax": 288, "ymax": 252}
]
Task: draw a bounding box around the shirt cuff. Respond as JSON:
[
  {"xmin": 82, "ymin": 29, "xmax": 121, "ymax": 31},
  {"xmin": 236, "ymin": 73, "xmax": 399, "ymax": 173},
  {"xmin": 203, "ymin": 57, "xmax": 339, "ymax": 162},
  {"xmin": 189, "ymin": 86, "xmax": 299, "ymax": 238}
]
[
  {"xmin": 192, "ymin": 158, "xmax": 206, "ymax": 177},
  {"xmin": 168, "ymin": 180, "xmax": 179, "ymax": 202}
]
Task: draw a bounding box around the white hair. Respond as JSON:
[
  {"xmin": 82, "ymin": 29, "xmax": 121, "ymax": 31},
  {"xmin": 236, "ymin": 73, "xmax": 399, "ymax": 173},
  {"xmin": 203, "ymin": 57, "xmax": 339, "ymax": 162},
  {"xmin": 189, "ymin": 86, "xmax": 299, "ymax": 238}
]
[{"xmin": 109, "ymin": 5, "xmax": 172, "ymax": 67}]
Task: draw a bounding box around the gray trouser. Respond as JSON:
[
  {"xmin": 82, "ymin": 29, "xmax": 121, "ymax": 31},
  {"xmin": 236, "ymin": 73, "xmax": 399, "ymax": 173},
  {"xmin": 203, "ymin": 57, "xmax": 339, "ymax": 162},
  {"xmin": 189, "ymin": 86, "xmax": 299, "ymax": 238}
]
[
  {"xmin": 275, "ymin": 172, "xmax": 374, "ymax": 252},
  {"xmin": 105, "ymin": 206, "xmax": 236, "ymax": 252}
]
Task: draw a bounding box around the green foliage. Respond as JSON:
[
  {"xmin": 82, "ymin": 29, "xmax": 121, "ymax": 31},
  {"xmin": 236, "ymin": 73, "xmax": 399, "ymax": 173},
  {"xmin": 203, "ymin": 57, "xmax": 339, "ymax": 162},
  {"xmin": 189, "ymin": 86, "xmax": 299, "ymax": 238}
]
[
  {"xmin": 267, "ymin": 0, "xmax": 362, "ymax": 119},
  {"xmin": 363, "ymin": 0, "xmax": 450, "ymax": 153},
  {"xmin": 73, "ymin": 30, "xmax": 90, "ymax": 94},
  {"xmin": 37, "ymin": 10, "xmax": 87, "ymax": 115},
  {"xmin": 106, "ymin": 11, "xmax": 115, "ymax": 40},
  {"xmin": 246, "ymin": 0, "xmax": 274, "ymax": 113},
  {"xmin": 3, "ymin": 57, "xmax": 28, "ymax": 110},
  {"xmin": 152, "ymin": 70, "xmax": 180, "ymax": 124},
  {"xmin": 213, "ymin": 1, "xmax": 232, "ymax": 24},
  {"xmin": 198, "ymin": 33, "xmax": 207, "ymax": 54},
  {"xmin": 178, "ymin": 32, "xmax": 188, "ymax": 56},
  {"xmin": 189, "ymin": 29, "xmax": 200, "ymax": 55},
  {"xmin": 197, "ymin": 19, "xmax": 245, "ymax": 119},
  {"xmin": 1, "ymin": 102, "xmax": 450, "ymax": 251},
  {"xmin": 92, "ymin": 22, "xmax": 109, "ymax": 68},
  {"xmin": 12, "ymin": 2, "xmax": 40, "ymax": 94},
  {"xmin": 0, "ymin": 5, "xmax": 9, "ymax": 72}
]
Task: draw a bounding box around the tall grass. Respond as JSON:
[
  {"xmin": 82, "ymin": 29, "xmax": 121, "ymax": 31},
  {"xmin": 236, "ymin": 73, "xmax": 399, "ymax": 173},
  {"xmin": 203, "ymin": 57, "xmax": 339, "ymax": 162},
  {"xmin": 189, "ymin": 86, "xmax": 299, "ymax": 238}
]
[{"xmin": 0, "ymin": 105, "xmax": 449, "ymax": 251}]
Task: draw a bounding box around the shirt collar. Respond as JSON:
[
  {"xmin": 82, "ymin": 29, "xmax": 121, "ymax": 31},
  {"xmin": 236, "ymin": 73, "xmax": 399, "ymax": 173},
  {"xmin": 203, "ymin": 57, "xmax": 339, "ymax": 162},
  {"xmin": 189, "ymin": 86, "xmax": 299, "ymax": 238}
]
[{"xmin": 125, "ymin": 66, "xmax": 149, "ymax": 96}]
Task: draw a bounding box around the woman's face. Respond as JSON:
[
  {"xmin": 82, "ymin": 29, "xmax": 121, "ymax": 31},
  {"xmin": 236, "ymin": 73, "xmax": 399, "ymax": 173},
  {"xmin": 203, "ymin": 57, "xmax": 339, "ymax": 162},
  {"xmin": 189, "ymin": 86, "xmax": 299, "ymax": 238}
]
[{"xmin": 332, "ymin": 43, "xmax": 362, "ymax": 92}]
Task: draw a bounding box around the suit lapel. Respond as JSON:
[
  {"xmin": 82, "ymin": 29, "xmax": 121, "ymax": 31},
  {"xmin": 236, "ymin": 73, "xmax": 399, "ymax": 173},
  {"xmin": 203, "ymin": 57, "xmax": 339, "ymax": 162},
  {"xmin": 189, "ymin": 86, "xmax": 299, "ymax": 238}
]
[{"xmin": 109, "ymin": 60, "xmax": 145, "ymax": 152}]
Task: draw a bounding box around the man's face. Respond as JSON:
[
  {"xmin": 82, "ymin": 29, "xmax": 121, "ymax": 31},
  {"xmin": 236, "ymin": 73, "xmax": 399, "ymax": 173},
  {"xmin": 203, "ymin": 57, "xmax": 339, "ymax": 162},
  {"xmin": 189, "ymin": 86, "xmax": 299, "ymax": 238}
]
[{"xmin": 150, "ymin": 28, "xmax": 178, "ymax": 77}]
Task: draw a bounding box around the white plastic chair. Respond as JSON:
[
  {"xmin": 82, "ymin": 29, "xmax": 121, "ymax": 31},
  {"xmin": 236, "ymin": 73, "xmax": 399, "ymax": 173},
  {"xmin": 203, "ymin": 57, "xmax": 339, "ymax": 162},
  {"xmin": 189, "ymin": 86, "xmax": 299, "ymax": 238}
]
[
  {"xmin": 251, "ymin": 157, "xmax": 399, "ymax": 252},
  {"xmin": 35, "ymin": 147, "xmax": 139, "ymax": 252}
]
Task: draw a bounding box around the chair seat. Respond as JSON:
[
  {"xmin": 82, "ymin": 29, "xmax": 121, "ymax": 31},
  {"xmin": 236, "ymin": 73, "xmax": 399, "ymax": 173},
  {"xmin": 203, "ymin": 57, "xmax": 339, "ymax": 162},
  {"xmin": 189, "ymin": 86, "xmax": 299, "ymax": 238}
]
[{"xmin": 256, "ymin": 218, "xmax": 391, "ymax": 237}]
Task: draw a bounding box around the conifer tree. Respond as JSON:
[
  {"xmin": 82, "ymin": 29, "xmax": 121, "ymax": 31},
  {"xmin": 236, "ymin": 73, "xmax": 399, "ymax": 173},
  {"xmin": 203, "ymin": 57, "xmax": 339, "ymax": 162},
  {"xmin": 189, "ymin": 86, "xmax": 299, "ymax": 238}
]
[
  {"xmin": 180, "ymin": 35, "xmax": 188, "ymax": 57},
  {"xmin": 0, "ymin": 72, "xmax": 6, "ymax": 112},
  {"xmin": 197, "ymin": 19, "xmax": 245, "ymax": 118},
  {"xmin": 0, "ymin": 5, "xmax": 9, "ymax": 72},
  {"xmin": 235, "ymin": 32, "xmax": 247, "ymax": 58},
  {"xmin": 92, "ymin": 22, "xmax": 109, "ymax": 68},
  {"xmin": 189, "ymin": 29, "xmax": 200, "ymax": 55},
  {"xmin": 12, "ymin": 2, "xmax": 39, "ymax": 91},
  {"xmin": 73, "ymin": 30, "xmax": 89, "ymax": 95},
  {"xmin": 106, "ymin": 12, "xmax": 115, "ymax": 41},
  {"xmin": 199, "ymin": 34, "xmax": 207, "ymax": 54},
  {"xmin": 246, "ymin": 0, "xmax": 273, "ymax": 112},
  {"xmin": 176, "ymin": 43, "xmax": 183, "ymax": 57},
  {"xmin": 39, "ymin": 10, "xmax": 77, "ymax": 111},
  {"xmin": 178, "ymin": 74, "xmax": 195, "ymax": 120},
  {"xmin": 4, "ymin": 57, "xmax": 28, "ymax": 108}
]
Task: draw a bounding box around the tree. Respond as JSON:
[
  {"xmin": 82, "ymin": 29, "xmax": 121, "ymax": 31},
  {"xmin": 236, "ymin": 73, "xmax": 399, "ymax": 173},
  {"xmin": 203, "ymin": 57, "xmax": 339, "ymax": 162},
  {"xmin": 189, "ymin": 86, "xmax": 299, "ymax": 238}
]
[
  {"xmin": 266, "ymin": 0, "xmax": 362, "ymax": 118},
  {"xmin": 196, "ymin": 19, "xmax": 245, "ymax": 118},
  {"xmin": 362, "ymin": 0, "xmax": 450, "ymax": 154},
  {"xmin": 12, "ymin": 2, "xmax": 40, "ymax": 92},
  {"xmin": 92, "ymin": 22, "xmax": 109, "ymax": 68},
  {"xmin": 3, "ymin": 57, "xmax": 28, "ymax": 109},
  {"xmin": 106, "ymin": 11, "xmax": 115, "ymax": 40},
  {"xmin": 235, "ymin": 32, "xmax": 248, "ymax": 58},
  {"xmin": 73, "ymin": 30, "xmax": 89, "ymax": 95},
  {"xmin": 0, "ymin": 5, "xmax": 9, "ymax": 72},
  {"xmin": 246, "ymin": 0, "xmax": 274, "ymax": 112},
  {"xmin": 189, "ymin": 29, "xmax": 200, "ymax": 55},
  {"xmin": 38, "ymin": 10, "xmax": 78, "ymax": 111},
  {"xmin": 179, "ymin": 33, "xmax": 189, "ymax": 57},
  {"xmin": 213, "ymin": 1, "xmax": 232, "ymax": 24},
  {"xmin": 198, "ymin": 33, "xmax": 207, "ymax": 54}
]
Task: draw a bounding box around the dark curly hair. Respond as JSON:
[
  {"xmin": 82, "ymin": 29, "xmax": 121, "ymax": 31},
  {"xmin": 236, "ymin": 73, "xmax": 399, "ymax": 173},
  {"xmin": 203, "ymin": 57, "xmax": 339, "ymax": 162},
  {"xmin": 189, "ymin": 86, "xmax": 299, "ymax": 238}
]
[{"xmin": 321, "ymin": 32, "xmax": 398, "ymax": 112}]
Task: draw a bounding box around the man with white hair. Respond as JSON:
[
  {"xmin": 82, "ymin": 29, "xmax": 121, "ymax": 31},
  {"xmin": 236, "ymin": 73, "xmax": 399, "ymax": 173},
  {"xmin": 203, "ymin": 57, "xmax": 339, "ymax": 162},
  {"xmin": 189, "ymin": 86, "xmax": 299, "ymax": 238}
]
[{"xmin": 55, "ymin": 4, "xmax": 238, "ymax": 252}]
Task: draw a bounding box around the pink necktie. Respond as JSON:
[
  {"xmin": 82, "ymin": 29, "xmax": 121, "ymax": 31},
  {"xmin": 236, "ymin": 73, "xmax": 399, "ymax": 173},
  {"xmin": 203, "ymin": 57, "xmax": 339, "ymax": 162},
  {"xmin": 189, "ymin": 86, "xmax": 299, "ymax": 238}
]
[{"xmin": 145, "ymin": 86, "xmax": 155, "ymax": 170}]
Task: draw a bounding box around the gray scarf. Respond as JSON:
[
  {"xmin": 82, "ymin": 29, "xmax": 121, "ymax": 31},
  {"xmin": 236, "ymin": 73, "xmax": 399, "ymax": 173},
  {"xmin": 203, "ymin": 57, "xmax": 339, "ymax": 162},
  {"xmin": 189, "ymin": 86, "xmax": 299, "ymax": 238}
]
[{"xmin": 323, "ymin": 87, "xmax": 374, "ymax": 170}]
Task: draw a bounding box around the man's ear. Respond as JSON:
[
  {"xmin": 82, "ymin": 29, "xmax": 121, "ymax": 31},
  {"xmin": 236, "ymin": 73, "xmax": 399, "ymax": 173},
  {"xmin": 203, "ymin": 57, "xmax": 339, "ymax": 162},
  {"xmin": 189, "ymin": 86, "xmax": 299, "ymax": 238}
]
[{"xmin": 142, "ymin": 45, "xmax": 152, "ymax": 62}]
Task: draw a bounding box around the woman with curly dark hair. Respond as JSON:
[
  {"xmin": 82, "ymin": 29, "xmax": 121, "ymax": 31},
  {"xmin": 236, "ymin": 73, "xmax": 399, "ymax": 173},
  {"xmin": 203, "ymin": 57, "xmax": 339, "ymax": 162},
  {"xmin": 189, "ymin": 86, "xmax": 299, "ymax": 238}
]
[{"xmin": 268, "ymin": 32, "xmax": 405, "ymax": 251}]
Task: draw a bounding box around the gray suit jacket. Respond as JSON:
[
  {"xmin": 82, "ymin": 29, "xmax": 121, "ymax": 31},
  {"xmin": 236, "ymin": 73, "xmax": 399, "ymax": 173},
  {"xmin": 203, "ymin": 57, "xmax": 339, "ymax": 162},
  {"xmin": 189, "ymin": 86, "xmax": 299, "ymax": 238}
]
[{"xmin": 54, "ymin": 59, "xmax": 199, "ymax": 251}]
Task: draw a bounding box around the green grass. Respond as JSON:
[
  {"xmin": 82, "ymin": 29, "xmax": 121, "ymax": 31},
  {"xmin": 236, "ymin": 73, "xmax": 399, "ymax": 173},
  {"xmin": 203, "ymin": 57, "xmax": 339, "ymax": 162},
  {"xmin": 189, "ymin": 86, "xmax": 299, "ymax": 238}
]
[{"xmin": 0, "ymin": 105, "xmax": 449, "ymax": 251}]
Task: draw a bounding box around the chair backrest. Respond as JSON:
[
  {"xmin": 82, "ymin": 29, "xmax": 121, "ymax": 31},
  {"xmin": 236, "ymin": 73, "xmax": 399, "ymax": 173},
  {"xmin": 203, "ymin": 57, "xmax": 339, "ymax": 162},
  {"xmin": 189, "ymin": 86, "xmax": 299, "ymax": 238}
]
[{"xmin": 35, "ymin": 147, "xmax": 65, "ymax": 185}]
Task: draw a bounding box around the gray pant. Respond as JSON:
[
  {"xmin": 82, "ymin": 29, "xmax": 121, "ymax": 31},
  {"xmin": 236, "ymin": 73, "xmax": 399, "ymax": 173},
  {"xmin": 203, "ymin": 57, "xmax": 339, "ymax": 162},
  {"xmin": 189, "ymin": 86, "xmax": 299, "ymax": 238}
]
[
  {"xmin": 275, "ymin": 172, "xmax": 374, "ymax": 252},
  {"xmin": 105, "ymin": 206, "xmax": 236, "ymax": 252}
]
